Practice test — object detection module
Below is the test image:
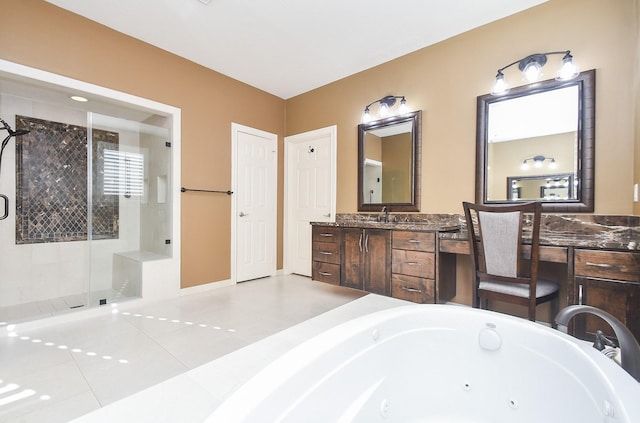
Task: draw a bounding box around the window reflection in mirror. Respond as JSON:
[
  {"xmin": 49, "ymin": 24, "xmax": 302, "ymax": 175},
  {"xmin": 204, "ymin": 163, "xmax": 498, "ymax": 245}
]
[{"xmin": 358, "ymin": 111, "xmax": 421, "ymax": 212}]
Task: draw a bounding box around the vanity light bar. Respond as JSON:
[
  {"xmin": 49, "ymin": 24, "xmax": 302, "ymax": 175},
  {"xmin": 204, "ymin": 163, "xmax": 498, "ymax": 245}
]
[
  {"xmin": 361, "ymin": 95, "xmax": 409, "ymax": 123},
  {"xmin": 492, "ymin": 50, "xmax": 579, "ymax": 95}
]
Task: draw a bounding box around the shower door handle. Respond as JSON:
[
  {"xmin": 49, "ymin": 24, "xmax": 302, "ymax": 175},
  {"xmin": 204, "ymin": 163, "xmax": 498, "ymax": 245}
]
[{"xmin": 0, "ymin": 194, "xmax": 7, "ymax": 220}]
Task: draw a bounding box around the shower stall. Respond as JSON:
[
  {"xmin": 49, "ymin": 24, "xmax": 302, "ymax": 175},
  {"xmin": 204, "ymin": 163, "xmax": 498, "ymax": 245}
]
[{"xmin": 0, "ymin": 60, "xmax": 180, "ymax": 324}]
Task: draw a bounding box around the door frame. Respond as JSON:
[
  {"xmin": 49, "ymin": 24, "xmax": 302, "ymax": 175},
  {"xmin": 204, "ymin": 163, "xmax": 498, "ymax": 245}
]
[
  {"xmin": 283, "ymin": 125, "xmax": 337, "ymax": 274},
  {"xmin": 231, "ymin": 123, "xmax": 278, "ymax": 283}
]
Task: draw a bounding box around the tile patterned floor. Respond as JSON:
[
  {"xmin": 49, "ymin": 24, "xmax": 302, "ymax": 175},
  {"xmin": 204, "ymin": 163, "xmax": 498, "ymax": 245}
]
[
  {"xmin": 0, "ymin": 288, "xmax": 137, "ymax": 326},
  {"xmin": 0, "ymin": 274, "xmax": 407, "ymax": 422}
]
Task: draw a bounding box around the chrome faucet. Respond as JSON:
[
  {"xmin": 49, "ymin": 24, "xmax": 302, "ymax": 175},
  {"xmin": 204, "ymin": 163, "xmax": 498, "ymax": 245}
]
[
  {"xmin": 381, "ymin": 206, "xmax": 389, "ymax": 223},
  {"xmin": 555, "ymin": 305, "xmax": 640, "ymax": 382}
]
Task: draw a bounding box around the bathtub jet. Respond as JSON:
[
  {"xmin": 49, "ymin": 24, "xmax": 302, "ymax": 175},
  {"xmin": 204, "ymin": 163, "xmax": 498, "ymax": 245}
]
[{"xmin": 208, "ymin": 305, "xmax": 640, "ymax": 423}]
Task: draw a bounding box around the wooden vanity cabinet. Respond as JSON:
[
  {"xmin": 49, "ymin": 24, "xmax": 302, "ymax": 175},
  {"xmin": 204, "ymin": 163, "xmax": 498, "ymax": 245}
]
[
  {"xmin": 572, "ymin": 249, "xmax": 640, "ymax": 342},
  {"xmin": 341, "ymin": 228, "xmax": 391, "ymax": 295},
  {"xmin": 391, "ymin": 231, "xmax": 436, "ymax": 303},
  {"xmin": 311, "ymin": 226, "xmax": 341, "ymax": 285}
]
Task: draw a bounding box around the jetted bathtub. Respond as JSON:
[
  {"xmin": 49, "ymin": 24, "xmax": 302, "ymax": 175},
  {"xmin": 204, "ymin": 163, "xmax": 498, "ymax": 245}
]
[{"xmin": 207, "ymin": 305, "xmax": 640, "ymax": 422}]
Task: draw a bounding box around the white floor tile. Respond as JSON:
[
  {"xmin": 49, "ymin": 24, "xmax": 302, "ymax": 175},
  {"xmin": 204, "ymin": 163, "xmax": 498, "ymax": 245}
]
[{"xmin": 1, "ymin": 275, "xmax": 403, "ymax": 422}]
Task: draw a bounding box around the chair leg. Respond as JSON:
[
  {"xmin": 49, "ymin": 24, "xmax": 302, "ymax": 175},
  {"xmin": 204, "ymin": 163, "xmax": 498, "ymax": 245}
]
[
  {"xmin": 528, "ymin": 302, "xmax": 536, "ymax": 322},
  {"xmin": 550, "ymin": 296, "xmax": 559, "ymax": 329},
  {"xmin": 472, "ymin": 284, "xmax": 479, "ymax": 309},
  {"xmin": 480, "ymin": 297, "xmax": 488, "ymax": 310},
  {"xmin": 472, "ymin": 291, "xmax": 480, "ymax": 309}
]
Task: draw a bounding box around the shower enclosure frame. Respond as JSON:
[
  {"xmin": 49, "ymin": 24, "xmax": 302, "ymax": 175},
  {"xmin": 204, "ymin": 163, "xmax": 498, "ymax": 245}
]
[{"xmin": 0, "ymin": 59, "xmax": 182, "ymax": 317}]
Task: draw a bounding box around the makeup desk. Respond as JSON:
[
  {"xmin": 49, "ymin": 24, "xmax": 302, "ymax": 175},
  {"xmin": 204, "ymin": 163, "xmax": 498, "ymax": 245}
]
[{"xmin": 439, "ymin": 215, "xmax": 640, "ymax": 342}]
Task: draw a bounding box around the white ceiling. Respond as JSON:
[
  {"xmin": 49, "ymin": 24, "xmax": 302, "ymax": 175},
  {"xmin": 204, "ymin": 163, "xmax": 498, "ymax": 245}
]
[{"xmin": 44, "ymin": 0, "xmax": 547, "ymax": 99}]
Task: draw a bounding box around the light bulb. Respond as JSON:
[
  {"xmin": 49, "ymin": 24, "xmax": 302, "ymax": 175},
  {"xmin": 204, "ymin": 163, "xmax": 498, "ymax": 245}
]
[
  {"xmin": 534, "ymin": 159, "xmax": 543, "ymax": 168},
  {"xmin": 397, "ymin": 97, "xmax": 409, "ymax": 115},
  {"xmin": 523, "ymin": 61, "xmax": 542, "ymax": 82},
  {"xmin": 492, "ymin": 71, "xmax": 509, "ymax": 95},
  {"xmin": 557, "ymin": 54, "xmax": 579, "ymax": 80},
  {"xmin": 378, "ymin": 102, "xmax": 390, "ymax": 118},
  {"xmin": 362, "ymin": 108, "xmax": 371, "ymax": 124},
  {"xmin": 521, "ymin": 160, "xmax": 529, "ymax": 170},
  {"xmin": 549, "ymin": 158, "xmax": 557, "ymax": 169}
]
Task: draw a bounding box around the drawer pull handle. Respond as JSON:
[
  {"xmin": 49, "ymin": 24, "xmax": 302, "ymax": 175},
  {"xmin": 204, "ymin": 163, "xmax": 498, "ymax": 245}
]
[
  {"xmin": 586, "ymin": 262, "xmax": 623, "ymax": 269},
  {"xmin": 578, "ymin": 284, "xmax": 583, "ymax": 305},
  {"xmin": 318, "ymin": 251, "xmax": 333, "ymax": 255},
  {"xmin": 406, "ymin": 262, "xmax": 420, "ymax": 266},
  {"xmin": 408, "ymin": 239, "xmax": 421, "ymax": 243},
  {"xmin": 401, "ymin": 286, "xmax": 422, "ymax": 293},
  {"xmin": 319, "ymin": 233, "xmax": 334, "ymax": 237},
  {"xmin": 319, "ymin": 271, "xmax": 332, "ymax": 276}
]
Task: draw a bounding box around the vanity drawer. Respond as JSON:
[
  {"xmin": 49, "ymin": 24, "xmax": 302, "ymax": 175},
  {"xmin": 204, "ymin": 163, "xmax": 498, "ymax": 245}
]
[
  {"xmin": 392, "ymin": 250, "xmax": 435, "ymax": 279},
  {"xmin": 575, "ymin": 250, "xmax": 640, "ymax": 282},
  {"xmin": 312, "ymin": 241, "xmax": 341, "ymax": 264},
  {"xmin": 312, "ymin": 262, "xmax": 340, "ymax": 285},
  {"xmin": 392, "ymin": 274, "xmax": 435, "ymax": 303},
  {"xmin": 392, "ymin": 231, "xmax": 435, "ymax": 252},
  {"xmin": 312, "ymin": 226, "xmax": 341, "ymax": 244}
]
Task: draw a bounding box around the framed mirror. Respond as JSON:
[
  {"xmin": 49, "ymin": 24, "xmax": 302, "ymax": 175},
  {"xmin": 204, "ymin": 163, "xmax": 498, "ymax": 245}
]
[
  {"xmin": 358, "ymin": 110, "xmax": 421, "ymax": 212},
  {"xmin": 476, "ymin": 69, "xmax": 595, "ymax": 212}
]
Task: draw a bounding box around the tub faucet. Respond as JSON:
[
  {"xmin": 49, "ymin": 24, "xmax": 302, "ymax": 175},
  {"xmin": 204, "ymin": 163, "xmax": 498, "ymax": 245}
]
[
  {"xmin": 593, "ymin": 329, "xmax": 618, "ymax": 351},
  {"xmin": 555, "ymin": 305, "xmax": 640, "ymax": 382}
]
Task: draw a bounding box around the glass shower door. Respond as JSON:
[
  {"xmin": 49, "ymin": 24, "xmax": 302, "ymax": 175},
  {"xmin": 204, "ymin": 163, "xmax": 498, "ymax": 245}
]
[{"xmin": 88, "ymin": 113, "xmax": 172, "ymax": 306}]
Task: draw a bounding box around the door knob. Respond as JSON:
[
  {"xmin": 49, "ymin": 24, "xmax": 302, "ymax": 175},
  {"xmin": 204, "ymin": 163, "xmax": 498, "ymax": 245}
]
[{"xmin": 239, "ymin": 212, "xmax": 248, "ymax": 217}]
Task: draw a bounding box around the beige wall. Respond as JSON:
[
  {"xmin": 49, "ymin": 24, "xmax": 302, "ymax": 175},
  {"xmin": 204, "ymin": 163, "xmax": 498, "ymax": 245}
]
[
  {"xmin": 635, "ymin": 0, "xmax": 640, "ymax": 216},
  {"xmin": 286, "ymin": 0, "xmax": 638, "ymax": 215},
  {"xmin": 0, "ymin": 0, "xmax": 285, "ymax": 288}
]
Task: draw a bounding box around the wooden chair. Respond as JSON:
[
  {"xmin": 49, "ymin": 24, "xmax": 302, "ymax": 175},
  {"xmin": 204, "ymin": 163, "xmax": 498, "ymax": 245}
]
[{"xmin": 462, "ymin": 201, "xmax": 559, "ymax": 326}]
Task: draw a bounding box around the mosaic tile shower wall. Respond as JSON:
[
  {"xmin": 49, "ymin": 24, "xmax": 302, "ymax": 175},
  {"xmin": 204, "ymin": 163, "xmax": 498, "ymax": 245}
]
[{"xmin": 15, "ymin": 116, "xmax": 119, "ymax": 244}]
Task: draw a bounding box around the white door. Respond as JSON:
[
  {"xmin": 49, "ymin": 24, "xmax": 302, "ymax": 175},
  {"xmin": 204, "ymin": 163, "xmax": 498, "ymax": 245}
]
[
  {"xmin": 232, "ymin": 123, "xmax": 277, "ymax": 282},
  {"xmin": 284, "ymin": 125, "xmax": 337, "ymax": 276}
]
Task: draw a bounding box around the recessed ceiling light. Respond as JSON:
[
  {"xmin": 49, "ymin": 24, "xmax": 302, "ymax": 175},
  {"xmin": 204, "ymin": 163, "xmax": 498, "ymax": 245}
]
[
  {"xmin": 199, "ymin": 0, "xmax": 212, "ymax": 4},
  {"xmin": 70, "ymin": 95, "xmax": 88, "ymax": 102}
]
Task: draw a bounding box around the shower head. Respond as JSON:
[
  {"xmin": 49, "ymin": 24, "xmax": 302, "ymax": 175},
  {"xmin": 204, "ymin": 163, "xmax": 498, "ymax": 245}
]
[
  {"xmin": 11, "ymin": 129, "xmax": 30, "ymax": 137},
  {"xmin": 0, "ymin": 118, "xmax": 30, "ymax": 137},
  {"xmin": 0, "ymin": 117, "xmax": 30, "ymax": 178}
]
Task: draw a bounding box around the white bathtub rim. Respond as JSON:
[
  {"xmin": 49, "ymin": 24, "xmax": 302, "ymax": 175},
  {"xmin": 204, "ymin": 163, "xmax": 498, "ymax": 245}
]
[{"xmin": 207, "ymin": 304, "xmax": 640, "ymax": 422}]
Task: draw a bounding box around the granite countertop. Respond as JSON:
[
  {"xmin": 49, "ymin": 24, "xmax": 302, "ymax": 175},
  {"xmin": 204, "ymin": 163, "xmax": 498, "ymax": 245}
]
[
  {"xmin": 440, "ymin": 214, "xmax": 640, "ymax": 251},
  {"xmin": 313, "ymin": 213, "xmax": 640, "ymax": 251},
  {"xmin": 440, "ymin": 230, "xmax": 640, "ymax": 251},
  {"xmin": 311, "ymin": 213, "xmax": 462, "ymax": 232}
]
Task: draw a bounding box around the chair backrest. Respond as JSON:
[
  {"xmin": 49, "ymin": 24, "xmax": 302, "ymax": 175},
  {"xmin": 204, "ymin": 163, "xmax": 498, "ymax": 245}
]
[{"xmin": 463, "ymin": 201, "xmax": 542, "ymax": 287}]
